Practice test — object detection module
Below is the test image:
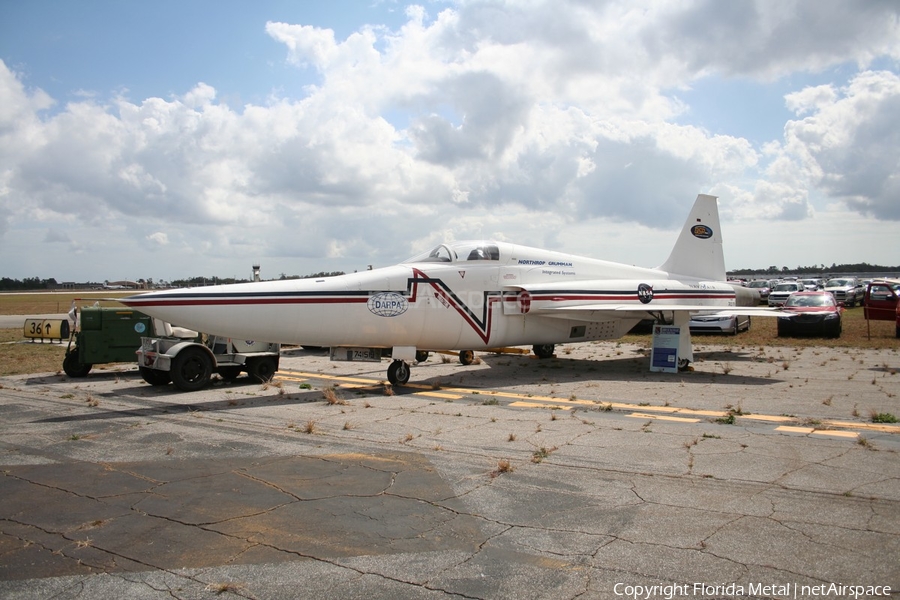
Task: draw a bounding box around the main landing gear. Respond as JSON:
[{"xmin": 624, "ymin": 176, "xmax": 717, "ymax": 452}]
[{"xmin": 385, "ymin": 344, "xmax": 558, "ymax": 386}]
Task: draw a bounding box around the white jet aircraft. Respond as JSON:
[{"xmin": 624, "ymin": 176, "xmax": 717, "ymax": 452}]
[{"xmin": 121, "ymin": 194, "xmax": 776, "ymax": 386}]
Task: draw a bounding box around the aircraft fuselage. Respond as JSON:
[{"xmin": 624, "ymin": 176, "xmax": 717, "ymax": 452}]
[{"xmin": 123, "ymin": 240, "xmax": 736, "ymax": 352}]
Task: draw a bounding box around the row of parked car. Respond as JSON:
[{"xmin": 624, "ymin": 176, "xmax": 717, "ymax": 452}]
[
  {"xmin": 711, "ymin": 277, "xmax": 900, "ymax": 339},
  {"xmin": 740, "ymin": 277, "xmax": 868, "ymax": 307}
]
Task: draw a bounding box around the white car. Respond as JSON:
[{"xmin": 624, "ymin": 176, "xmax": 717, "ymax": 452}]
[
  {"xmin": 799, "ymin": 278, "xmax": 823, "ymax": 291},
  {"xmin": 768, "ymin": 282, "xmax": 804, "ymax": 306},
  {"xmin": 824, "ymin": 278, "xmax": 863, "ymax": 307},
  {"xmin": 689, "ymin": 314, "xmax": 751, "ymax": 335}
]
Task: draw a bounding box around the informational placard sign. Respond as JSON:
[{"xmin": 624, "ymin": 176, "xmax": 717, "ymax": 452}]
[{"xmin": 650, "ymin": 325, "xmax": 680, "ymax": 373}]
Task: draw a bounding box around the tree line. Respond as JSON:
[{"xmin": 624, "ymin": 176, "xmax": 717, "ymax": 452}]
[
  {"xmin": 0, "ymin": 277, "xmax": 60, "ymax": 291},
  {"xmin": 729, "ymin": 262, "xmax": 899, "ymax": 277},
  {"xmin": 3, "ymin": 264, "xmax": 896, "ymax": 291},
  {"xmin": 0, "ymin": 272, "xmax": 348, "ymax": 291}
]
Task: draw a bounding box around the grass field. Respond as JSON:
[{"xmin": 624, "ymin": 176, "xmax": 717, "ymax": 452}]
[
  {"xmin": 0, "ymin": 291, "xmax": 132, "ymax": 315},
  {"xmin": 0, "ymin": 292, "xmax": 896, "ymax": 377}
]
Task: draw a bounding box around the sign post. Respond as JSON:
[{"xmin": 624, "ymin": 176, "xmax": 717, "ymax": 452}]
[{"xmin": 650, "ymin": 324, "xmax": 680, "ymax": 373}]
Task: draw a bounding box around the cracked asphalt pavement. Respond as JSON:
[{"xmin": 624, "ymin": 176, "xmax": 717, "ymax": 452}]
[{"xmin": 1, "ymin": 342, "xmax": 898, "ymax": 599}]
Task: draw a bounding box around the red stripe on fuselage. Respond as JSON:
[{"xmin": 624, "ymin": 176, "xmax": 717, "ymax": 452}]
[{"xmin": 125, "ymin": 297, "xmax": 367, "ymax": 307}]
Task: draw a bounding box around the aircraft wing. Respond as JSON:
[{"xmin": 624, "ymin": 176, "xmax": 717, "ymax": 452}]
[{"xmin": 530, "ymin": 304, "xmax": 788, "ymax": 320}]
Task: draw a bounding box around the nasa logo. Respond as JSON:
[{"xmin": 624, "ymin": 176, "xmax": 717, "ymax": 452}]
[
  {"xmin": 637, "ymin": 283, "xmax": 654, "ymax": 304},
  {"xmin": 134, "ymin": 322, "xmax": 146, "ymax": 334},
  {"xmin": 691, "ymin": 224, "xmax": 713, "ymax": 239},
  {"xmin": 368, "ymin": 292, "xmax": 409, "ymax": 317}
]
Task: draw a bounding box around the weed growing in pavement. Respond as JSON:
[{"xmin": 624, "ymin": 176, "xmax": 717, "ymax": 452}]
[
  {"xmin": 206, "ymin": 583, "xmax": 247, "ymax": 595},
  {"xmin": 492, "ymin": 459, "xmax": 514, "ymax": 477},
  {"xmin": 531, "ymin": 446, "xmax": 556, "ymax": 463},
  {"xmin": 870, "ymin": 411, "xmax": 898, "ymax": 423},
  {"xmin": 323, "ymin": 386, "xmax": 347, "ymax": 405}
]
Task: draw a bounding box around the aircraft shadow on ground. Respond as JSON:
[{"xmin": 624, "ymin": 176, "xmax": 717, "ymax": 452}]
[
  {"xmin": 412, "ymin": 350, "xmax": 781, "ymax": 389},
  {"xmin": 30, "ymin": 372, "xmax": 328, "ymax": 424},
  {"xmin": 25, "ymin": 346, "xmax": 780, "ymax": 424}
]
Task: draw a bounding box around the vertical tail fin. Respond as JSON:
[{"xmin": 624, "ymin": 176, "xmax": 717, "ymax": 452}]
[{"xmin": 657, "ymin": 194, "xmax": 726, "ymax": 281}]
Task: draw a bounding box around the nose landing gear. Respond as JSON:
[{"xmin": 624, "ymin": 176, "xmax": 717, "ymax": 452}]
[{"xmin": 387, "ymin": 360, "xmax": 411, "ymax": 385}]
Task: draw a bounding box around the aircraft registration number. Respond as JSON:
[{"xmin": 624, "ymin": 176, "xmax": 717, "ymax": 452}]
[{"xmin": 329, "ymin": 347, "xmax": 382, "ymax": 362}]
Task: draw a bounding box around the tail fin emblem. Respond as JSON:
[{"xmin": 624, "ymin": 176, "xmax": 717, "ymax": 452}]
[{"xmin": 691, "ymin": 225, "xmax": 713, "ymax": 239}]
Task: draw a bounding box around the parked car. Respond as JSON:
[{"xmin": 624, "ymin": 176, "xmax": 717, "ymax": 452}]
[
  {"xmin": 799, "ymin": 278, "xmax": 823, "ymax": 291},
  {"xmin": 768, "ymin": 282, "xmax": 804, "ymax": 306},
  {"xmin": 862, "ymin": 279, "xmax": 900, "ymax": 338},
  {"xmin": 689, "ymin": 314, "xmax": 750, "ymax": 335},
  {"xmin": 823, "ymin": 277, "xmax": 863, "ymax": 307},
  {"xmin": 747, "ymin": 280, "xmax": 773, "ymax": 303},
  {"xmin": 776, "ymin": 291, "xmax": 843, "ymax": 338}
]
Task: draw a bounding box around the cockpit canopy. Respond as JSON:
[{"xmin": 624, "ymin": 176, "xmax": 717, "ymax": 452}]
[{"xmin": 405, "ymin": 242, "xmax": 501, "ymax": 263}]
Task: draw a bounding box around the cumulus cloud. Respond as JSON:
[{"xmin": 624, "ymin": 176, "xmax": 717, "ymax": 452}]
[
  {"xmin": 147, "ymin": 232, "xmax": 169, "ymax": 246},
  {"xmin": 783, "ymin": 70, "xmax": 900, "ymax": 220},
  {"xmin": 0, "ymin": 0, "xmax": 898, "ymax": 280}
]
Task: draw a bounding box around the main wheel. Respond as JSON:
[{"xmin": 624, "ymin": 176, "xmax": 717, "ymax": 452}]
[
  {"xmin": 140, "ymin": 367, "xmax": 171, "ymax": 386},
  {"xmin": 170, "ymin": 347, "xmax": 213, "ymax": 392},
  {"xmin": 415, "ymin": 350, "xmax": 429, "ymax": 362},
  {"xmin": 533, "ymin": 344, "xmax": 555, "ymax": 359},
  {"xmin": 458, "ymin": 350, "xmax": 475, "ymax": 365},
  {"xmin": 63, "ymin": 349, "xmax": 92, "ymax": 378},
  {"xmin": 247, "ymin": 356, "xmax": 278, "ymax": 383},
  {"xmin": 387, "ymin": 360, "xmax": 410, "ymax": 385}
]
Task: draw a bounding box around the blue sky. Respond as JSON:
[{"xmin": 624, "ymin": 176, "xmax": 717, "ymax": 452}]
[{"xmin": 1, "ymin": 1, "xmax": 898, "ymax": 283}]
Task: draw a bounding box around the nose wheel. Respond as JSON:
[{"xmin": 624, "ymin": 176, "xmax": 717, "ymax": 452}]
[{"xmin": 387, "ymin": 360, "xmax": 411, "ymax": 385}]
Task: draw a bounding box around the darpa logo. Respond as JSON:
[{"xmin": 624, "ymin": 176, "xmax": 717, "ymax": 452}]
[
  {"xmin": 368, "ymin": 292, "xmax": 409, "ymax": 317},
  {"xmin": 691, "ymin": 224, "xmax": 713, "ymax": 239}
]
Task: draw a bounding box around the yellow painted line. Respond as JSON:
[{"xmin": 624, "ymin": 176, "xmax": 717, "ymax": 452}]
[
  {"xmin": 742, "ymin": 414, "xmax": 798, "ymax": 423},
  {"xmin": 812, "ymin": 430, "xmax": 859, "ymax": 439},
  {"xmin": 776, "ymin": 426, "xmax": 815, "ymax": 434},
  {"xmin": 277, "ymin": 369, "xmax": 898, "ymax": 436},
  {"xmin": 628, "ymin": 412, "xmax": 701, "ymax": 423},
  {"xmin": 510, "ymin": 401, "xmax": 572, "ymax": 410},
  {"xmin": 416, "ymin": 391, "xmax": 465, "ymax": 400},
  {"xmin": 821, "ymin": 420, "xmax": 900, "ymax": 434}
]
